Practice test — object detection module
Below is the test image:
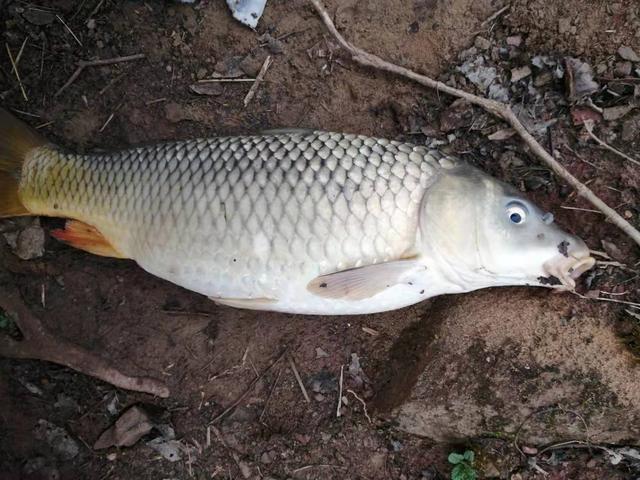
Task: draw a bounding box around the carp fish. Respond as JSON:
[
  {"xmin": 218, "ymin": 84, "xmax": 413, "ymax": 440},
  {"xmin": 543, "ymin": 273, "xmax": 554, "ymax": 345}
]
[{"xmin": 0, "ymin": 108, "xmax": 595, "ymax": 314}]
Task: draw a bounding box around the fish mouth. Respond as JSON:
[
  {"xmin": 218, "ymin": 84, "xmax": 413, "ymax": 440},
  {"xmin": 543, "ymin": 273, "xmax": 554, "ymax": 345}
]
[{"xmin": 541, "ymin": 254, "xmax": 596, "ymax": 290}]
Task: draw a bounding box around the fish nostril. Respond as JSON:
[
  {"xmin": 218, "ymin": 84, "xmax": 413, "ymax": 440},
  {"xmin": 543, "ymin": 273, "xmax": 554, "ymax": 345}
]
[{"xmin": 537, "ymin": 233, "xmax": 545, "ymax": 241}]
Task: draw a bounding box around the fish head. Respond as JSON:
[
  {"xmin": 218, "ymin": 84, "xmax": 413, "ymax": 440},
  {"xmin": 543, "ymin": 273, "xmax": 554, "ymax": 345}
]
[{"xmin": 420, "ymin": 164, "xmax": 595, "ymax": 290}]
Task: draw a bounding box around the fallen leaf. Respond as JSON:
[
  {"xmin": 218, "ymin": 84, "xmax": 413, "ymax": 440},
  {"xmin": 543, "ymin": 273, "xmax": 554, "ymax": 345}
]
[
  {"xmin": 190, "ymin": 82, "xmax": 224, "ymax": 96},
  {"xmin": 570, "ymin": 107, "xmax": 602, "ymax": 126},
  {"xmin": 94, "ymin": 405, "xmax": 154, "ymax": 449},
  {"xmin": 488, "ymin": 128, "xmax": 516, "ymax": 141},
  {"xmin": 601, "ymin": 239, "xmax": 625, "ymax": 262},
  {"xmin": 603, "ymin": 104, "xmax": 634, "ymax": 121}
]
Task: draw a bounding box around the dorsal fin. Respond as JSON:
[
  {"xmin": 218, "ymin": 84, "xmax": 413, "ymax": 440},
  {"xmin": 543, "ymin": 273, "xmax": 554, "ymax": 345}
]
[{"xmin": 260, "ymin": 128, "xmax": 316, "ymax": 136}]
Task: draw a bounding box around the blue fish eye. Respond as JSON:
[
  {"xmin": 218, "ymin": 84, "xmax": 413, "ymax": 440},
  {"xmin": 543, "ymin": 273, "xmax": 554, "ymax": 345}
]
[{"xmin": 506, "ymin": 202, "xmax": 528, "ymax": 225}]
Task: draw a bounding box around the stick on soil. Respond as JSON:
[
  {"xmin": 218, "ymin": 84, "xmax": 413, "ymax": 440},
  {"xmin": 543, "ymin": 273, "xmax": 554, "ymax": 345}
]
[
  {"xmin": 308, "ymin": 0, "xmax": 640, "ymax": 249},
  {"xmin": 243, "ymin": 55, "xmax": 272, "ymax": 107},
  {"xmin": 289, "ymin": 355, "xmax": 310, "ymax": 403},
  {"xmin": 5, "ymin": 43, "xmax": 28, "ymax": 102},
  {"xmin": 55, "ymin": 53, "xmax": 145, "ymax": 97},
  {"xmin": 584, "ymin": 120, "xmax": 640, "ymax": 168},
  {"xmin": 0, "ymin": 284, "xmax": 169, "ymax": 397},
  {"xmin": 210, "ymin": 348, "xmax": 287, "ymax": 424}
]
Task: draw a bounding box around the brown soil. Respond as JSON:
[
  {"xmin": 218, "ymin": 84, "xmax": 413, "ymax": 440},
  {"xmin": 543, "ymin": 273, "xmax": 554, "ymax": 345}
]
[{"xmin": 1, "ymin": 0, "xmax": 640, "ymax": 479}]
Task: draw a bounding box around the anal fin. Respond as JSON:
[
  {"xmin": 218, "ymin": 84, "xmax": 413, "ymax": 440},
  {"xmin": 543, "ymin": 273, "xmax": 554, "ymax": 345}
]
[
  {"xmin": 210, "ymin": 296, "xmax": 277, "ymax": 311},
  {"xmin": 51, "ymin": 220, "xmax": 126, "ymax": 258}
]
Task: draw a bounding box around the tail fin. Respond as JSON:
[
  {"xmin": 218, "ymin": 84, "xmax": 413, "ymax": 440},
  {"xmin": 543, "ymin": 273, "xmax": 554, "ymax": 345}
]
[{"xmin": 0, "ymin": 107, "xmax": 47, "ymax": 217}]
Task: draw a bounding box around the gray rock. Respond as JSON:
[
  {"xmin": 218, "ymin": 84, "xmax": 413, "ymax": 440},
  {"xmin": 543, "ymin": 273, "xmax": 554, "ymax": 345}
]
[
  {"xmin": 376, "ymin": 288, "xmax": 640, "ymax": 444},
  {"xmin": 3, "ymin": 219, "xmax": 45, "ymax": 260},
  {"xmin": 622, "ymin": 113, "xmax": 640, "ymax": 142},
  {"xmin": 15, "ymin": 225, "xmax": 45, "ymax": 260},
  {"xmin": 618, "ymin": 45, "xmax": 640, "ymax": 62}
]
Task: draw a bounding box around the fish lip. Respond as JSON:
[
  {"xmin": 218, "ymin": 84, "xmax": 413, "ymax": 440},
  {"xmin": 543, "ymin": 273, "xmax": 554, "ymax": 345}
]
[{"xmin": 542, "ymin": 254, "xmax": 596, "ymax": 290}]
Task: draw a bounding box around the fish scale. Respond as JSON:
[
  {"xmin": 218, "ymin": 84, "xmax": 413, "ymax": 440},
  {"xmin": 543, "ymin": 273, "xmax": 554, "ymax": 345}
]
[{"xmin": 19, "ymin": 130, "xmax": 451, "ymax": 302}]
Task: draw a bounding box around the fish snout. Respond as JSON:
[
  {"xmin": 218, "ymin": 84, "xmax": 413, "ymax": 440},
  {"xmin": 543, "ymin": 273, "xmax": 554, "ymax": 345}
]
[{"xmin": 541, "ymin": 237, "xmax": 595, "ymax": 290}]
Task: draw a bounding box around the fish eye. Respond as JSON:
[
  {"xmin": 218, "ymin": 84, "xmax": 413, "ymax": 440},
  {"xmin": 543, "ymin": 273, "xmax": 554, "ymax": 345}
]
[{"xmin": 506, "ymin": 202, "xmax": 528, "ymax": 225}]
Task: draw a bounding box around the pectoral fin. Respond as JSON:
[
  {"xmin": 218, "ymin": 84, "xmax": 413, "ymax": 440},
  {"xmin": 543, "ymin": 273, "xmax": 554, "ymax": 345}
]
[{"xmin": 307, "ymin": 259, "xmax": 426, "ymax": 301}]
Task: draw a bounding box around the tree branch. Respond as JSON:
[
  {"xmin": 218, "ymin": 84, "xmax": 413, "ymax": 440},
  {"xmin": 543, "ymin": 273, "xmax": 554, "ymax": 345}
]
[
  {"xmin": 0, "ymin": 285, "xmax": 169, "ymax": 398},
  {"xmin": 308, "ymin": 0, "xmax": 640, "ymax": 248}
]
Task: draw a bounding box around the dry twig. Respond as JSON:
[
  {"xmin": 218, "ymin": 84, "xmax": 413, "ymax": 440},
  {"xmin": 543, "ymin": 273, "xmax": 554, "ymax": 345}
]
[
  {"xmin": 584, "ymin": 120, "xmax": 640, "ymax": 168},
  {"xmin": 346, "ymin": 389, "xmax": 372, "ymax": 423},
  {"xmin": 481, "ymin": 5, "xmax": 511, "ymax": 27},
  {"xmin": 0, "ymin": 284, "xmax": 169, "ymax": 397},
  {"xmin": 5, "ymin": 44, "xmax": 28, "ymax": 102},
  {"xmin": 336, "ymin": 364, "xmax": 344, "ymax": 418},
  {"xmin": 573, "ymin": 291, "xmax": 640, "ymax": 309},
  {"xmin": 308, "ymin": 0, "xmax": 640, "ymax": 248},
  {"xmin": 210, "ymin": 348, "xmax": 287, "ymax": 423},
  {"xmin": 55, "ymin": 53, "xmax": 146, "ymax": 97},
  {"xmin": 289, "ymin": 354, "xmax": 310, "ymax": 403},
  {"xmin": 259, "ymin": 366, "xmax": 283, "ymax": 423},
  {"xmin": 199, "ymin": 78, "xmax": 256, "ymax": 83},
  {"xmin": 56, "ymin": 15, "xmax": 83, "ymax": 47},
  {"xmin": 243, "ymin": 55, "xmax": 272, "ymax": 107}
]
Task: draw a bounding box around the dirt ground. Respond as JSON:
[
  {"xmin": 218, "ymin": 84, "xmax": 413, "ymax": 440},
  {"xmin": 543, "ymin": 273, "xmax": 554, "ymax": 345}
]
[{"xmin": 1, "ymin": 0, "xmax": 640, "ymax": 479}]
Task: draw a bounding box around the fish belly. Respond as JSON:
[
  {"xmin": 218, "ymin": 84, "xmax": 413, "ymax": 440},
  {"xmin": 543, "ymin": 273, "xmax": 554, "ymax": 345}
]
[{"xmin": 21, "ymin": 131, "xmax": 452, "ymax": 313}]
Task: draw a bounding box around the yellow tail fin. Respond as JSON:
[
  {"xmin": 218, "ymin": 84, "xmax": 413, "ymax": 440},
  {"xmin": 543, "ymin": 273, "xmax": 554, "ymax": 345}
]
[{"xmin": 0, "ymin": 107, "xmax": 47, "ymax": 217}]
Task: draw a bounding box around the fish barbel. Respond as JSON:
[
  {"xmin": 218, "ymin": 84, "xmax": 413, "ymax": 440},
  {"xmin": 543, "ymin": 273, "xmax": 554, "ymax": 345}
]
[{"xmin": 0, "ymin": 108, "xmax": 594, "ymax": 314}]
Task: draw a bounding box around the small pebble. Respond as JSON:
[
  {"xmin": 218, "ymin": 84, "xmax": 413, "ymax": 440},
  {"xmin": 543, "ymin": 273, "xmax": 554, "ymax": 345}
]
[
  {"xmin": 260, "ymin": 451, "xmax": 272, "ymax": 464},
  {"xmin": 474, "ymin": 36, "xmax": 491, "ymax": 50},
  {"xmin": 558, "ymin": 18, "xmax": 571, "ymax": 34},
  {"xmin": 614, "ymin": 61, "xmax": 632, "ymax": 77},
  {"xmin": 315, "ymin": 347, "xmax": 329, "ymax": 358},
  {"xmin": 511, "ymin": 65, "xmax": 532, "ymax": 82},
  {"xmin": 238, "ymin": 461, "xmax": 251, "ymax": 479},
  {"xmin": 506, "ymin": 35, "xmax": 522, "ymax": 47}
]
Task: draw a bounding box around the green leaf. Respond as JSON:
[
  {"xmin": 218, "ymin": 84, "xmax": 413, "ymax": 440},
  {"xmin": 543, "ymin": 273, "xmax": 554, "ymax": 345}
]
[
  {"xmin": 448, "ymin": 452, "xmax": 465, "ymax": 465},
  {"xmin": 451, "ymin": 464, "xmax": 465, "ymax": 480},
  {"xmin": 451, "ymin": 462, "xmax": 477, "ymax": 480},
  {"xmin": 463, "ymin": 450, "xmax": 475, "ymax": 463}
]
